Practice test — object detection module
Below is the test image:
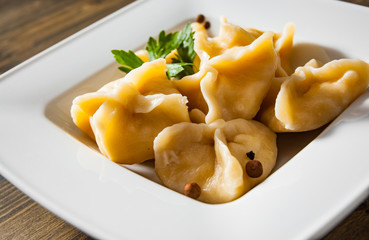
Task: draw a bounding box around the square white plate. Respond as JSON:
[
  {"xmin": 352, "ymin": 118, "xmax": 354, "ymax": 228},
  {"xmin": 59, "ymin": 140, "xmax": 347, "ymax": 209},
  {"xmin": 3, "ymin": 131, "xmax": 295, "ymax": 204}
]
[{"xmin": 1, "ymin": 0, "xmax": 369, "ymax": 239}]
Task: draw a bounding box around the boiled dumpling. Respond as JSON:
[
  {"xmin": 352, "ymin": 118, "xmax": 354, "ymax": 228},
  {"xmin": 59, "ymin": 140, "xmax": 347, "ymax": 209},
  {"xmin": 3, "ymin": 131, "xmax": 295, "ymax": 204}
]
[
  {"xmin": 71, "ymin": 58, "xmax": 179, "ymax": 140},
  {"xmin": 202, "ymin": 31, "xmax": 278, "ymax": 123},
  {"xmin": 192, "ymin": 16, "xmax": 256, "ymax": 65},
  {"xmin": 257, "ymin": 60, "xmax": 323, "ymax": 128},
  {"xmin": 246, "ymin": 23, "xmax": 295, "ymax": 77},
  {"xmin": 91, "ymin": 88, "xmax": 189, "ymax": 164},
  {"xmin": 72, "ymin": 59, "xmax": 190, "ymax": 163},
  {"xmin": 71, "ymin": 78, "xmax": 122, "ymax": 139},
  {"xmin": 274, "ymin": 23, "xmax": 295, "ymax": 77},
  {"xmin": 172, "ymin": 65, "xmax": 217, "ymax": 114},
  {"xmin": 154, "ymin": 119, "xmax": 277, "ymax": 204},
  {"xmin": 258, "ymin": 59, "xmax": 369, "ymax": 132},
  {"xmin": 175, "ymin": 17, "xmax": 277, "ymax": 123},
  {"xmin": 71, "ymin": 92, "xmax": 110, "ymax": 139}
]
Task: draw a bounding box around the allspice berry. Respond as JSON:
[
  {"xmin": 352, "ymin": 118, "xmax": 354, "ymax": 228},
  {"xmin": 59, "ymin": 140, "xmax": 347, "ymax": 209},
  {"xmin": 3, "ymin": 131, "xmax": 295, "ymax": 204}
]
[
  {"xmin": 204, "ymin": 21, "xmax": 211, "ymax": 29},
  {"xmin": 196, "ymin": 14, "xmax": 205, "ymax": 23},
  {"xmin": 184, "ymin": 182, "xmax": 201, "ymax": 199},
  {"xmin": 246, "ymin": 160, "xmax": 263, "ymax": 178}
]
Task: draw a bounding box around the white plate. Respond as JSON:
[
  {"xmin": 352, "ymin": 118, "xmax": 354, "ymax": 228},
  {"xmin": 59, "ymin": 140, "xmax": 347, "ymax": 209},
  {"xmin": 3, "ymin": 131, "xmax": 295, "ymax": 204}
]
[{"xmin": 1, "ymin": 0, "xmax": 369, "ymax": 239}]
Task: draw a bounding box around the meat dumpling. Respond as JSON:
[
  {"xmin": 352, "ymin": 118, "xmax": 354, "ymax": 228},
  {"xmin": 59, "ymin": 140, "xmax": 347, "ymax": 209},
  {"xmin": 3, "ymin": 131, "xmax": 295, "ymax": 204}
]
[
  {"xmin": 172, "ymin": 65, "xmax": 217, "ymax": 114},
  {"xmin": 72, "ymin": 59, "xmax": 190, "ymax": 164},
  {"xmin": 71, "ymin": 92, "xmax": 110, "ymax": 139},
  {"xmin": 154, "ymin": 119, "xmax": 277, "ymax": 204},
  {"xmin": 274, "ymin": 23, "xmax": 295, "ymax": 77},
  {"xmin": 174, "ymin": 16, "xmax": 254, "ymax": 116},
  {"xmin": 175, "ymin": 18, "xmax": 277, "ymax": 123},
  {"xmin": 258, "ymin": 59, "xmax": 369, "ymax": 132},
  {"xmin": 192, "ymin": 16, "xmax": 256, "ymax": 65},
  {"xmin": 245, "ymin": 22, "xmax": 295, "ymax": 77},
  {"xmin": 202, "ymin": 31, "xmax": 278, "ymax": 123}
]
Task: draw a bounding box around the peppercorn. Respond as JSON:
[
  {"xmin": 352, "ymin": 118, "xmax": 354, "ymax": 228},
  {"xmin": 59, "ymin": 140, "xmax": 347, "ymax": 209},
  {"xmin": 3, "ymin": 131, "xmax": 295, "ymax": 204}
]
[
  {"xmin": 204, "ymin": 21, "xmax": 211, "ymax": 29},
  {"xmin": 196, "ymin": 14, "xmax": 205, "ymax": 23},
  {"xmin": 246, "ymin": 160, "xmax": 263, "ymax": 178},
  {"xmin": 184, "ymin": 181, "xmax": 201, "ymax": 199}
]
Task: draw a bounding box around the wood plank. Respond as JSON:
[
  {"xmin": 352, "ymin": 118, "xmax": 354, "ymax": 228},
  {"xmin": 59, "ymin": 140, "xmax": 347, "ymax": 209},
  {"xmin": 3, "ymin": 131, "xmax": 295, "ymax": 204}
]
[
  {"xmin": 0, "ymin": 178, "xmax": 90, "ymax": 240},
  {"xmin": 324, "ymin": 197, "xmax": 369, "ymax": 239},
  {"xmin": 0, "ymin": 0, "xmax": 135, "ymax": 73}
]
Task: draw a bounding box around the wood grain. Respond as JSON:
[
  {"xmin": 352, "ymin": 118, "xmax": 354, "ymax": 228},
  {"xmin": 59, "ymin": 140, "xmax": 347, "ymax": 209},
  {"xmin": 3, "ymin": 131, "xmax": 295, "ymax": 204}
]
[
  {"xmin": 0, "ymin": 179, "xmax": 91, "ymax": 240},
  {"xmin": 0, "ymin": 0, "xmax": 369, "ymax": 239},
  {"xmin": 0, "ymin": 0, "xmax": 134, "ymax": 74}
]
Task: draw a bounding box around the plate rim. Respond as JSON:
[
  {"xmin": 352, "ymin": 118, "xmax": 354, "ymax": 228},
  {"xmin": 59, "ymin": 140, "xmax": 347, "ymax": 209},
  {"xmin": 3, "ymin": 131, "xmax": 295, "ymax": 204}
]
[{"xmin": 1, "ymin": 0, "xmax": 369, "ymax": 239}]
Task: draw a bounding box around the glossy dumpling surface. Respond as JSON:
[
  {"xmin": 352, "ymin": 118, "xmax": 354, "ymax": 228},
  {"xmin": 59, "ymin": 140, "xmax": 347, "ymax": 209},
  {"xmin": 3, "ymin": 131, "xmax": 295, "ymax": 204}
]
[
  {"xmin": 192, "ymin": 16, "xmax": 256, "ymax": 64},
  {"xmin": 274, "ymin": 23, "xmax": 295, "ymax": 77},
  {"xmin": 72, "ymin": 59, "xmax": 190, "ymax": 164},
  {"xmin": 154, "ymin": 119, "xmax": 277, "ymax": 204},
  {"xmin": 259, "ymin": 59, "xmax": 369, "ymax": 132},
  {"xmin": 172, "ymin": 65, "xmax": 217, "ymax": 114},
  {"xmin": 202, "ymin": 31, "xmax": 278, "ymax": 123}
]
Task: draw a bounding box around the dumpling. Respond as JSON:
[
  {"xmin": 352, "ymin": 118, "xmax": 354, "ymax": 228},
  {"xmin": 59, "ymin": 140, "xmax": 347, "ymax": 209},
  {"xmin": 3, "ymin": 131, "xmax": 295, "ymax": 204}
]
[
  {"xmin": 174, "ymin": 18, "xmax": 277, "ymax": 123},
  {"xmin": 258, "ymin": 59, "xmax": 369, "ymax": 132},
  {"xmin": 192, "ymin": 16, "xmax": 256, "ymax": 65},
  {"xmin": 71, "ymin": 59, "xmax": 190, "ymax": 164},
  {"xmin": 202, "ymin": 31, "xmax": 278, "ymax": 123},
  {"xmin": 91, "ymin": 89, "xmax": 189, "ymax": 164},
  {"xmin": 172, "ymin": 65, "xmax": 217, "ymax": 114},
  {"xmin": 71, "ymin": 58, "xmax": 179, "ymax": 140},
  {"xmin": 274, "ymin": 23, "xmax": 295, "ymax": 77},
  {"xmin": 154, "ymin": 119, "xmax": 277, "ymax": 204},
  {"xmin": 246, "ymin": 23, "xmax": 295, "ymax": 77},
  {"xmin": 173, "ymin": 16, "xmax": 254, "ymax": 115},
  {"xmin": 71, "ymin": 92, "xmax": 110, "ymax": 139},
  {"xmin": 71, "ymin": 79, "xmax": 122, "ymax": 139}
]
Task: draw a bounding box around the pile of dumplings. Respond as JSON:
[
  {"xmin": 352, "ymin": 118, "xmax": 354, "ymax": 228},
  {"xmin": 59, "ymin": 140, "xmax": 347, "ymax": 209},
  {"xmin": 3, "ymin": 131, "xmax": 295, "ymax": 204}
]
[{"xmin": 71, "ymin": 16, "xmax": 369, "ymax": 204}]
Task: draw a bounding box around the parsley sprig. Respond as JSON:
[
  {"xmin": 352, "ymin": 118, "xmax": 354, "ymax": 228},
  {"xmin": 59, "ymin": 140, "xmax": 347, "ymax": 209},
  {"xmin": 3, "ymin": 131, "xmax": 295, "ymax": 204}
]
[
  {"xmin": 111, "ymin": 23, "xmax": 196, "ymax": 79},
  {"xmin": 111, "ymin": 50, "xmax": 144, "ymax": 73}
]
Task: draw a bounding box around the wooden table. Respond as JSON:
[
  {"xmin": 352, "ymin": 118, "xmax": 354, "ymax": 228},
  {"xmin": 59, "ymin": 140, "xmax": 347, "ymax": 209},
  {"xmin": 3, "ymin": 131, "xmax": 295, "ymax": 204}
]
[{"xmin": 1, "ymin": 0, "xmax": 369, "ymax": 239}]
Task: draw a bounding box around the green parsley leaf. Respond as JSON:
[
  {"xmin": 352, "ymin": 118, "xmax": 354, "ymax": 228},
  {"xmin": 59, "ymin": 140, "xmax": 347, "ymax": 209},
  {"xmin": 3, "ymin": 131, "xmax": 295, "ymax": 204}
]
[
  {"xmin": 146, "ymin": 31, "xmax": 181, "ymax": 61},
  {"xmin": 112, "ymin": 23, "xmax": 197, "ymax": 79},
  {"xmin": 169, "ymin": 54, "xmax": 195, "ymax": 79},
  {"xmin": 111, "ymin": 50, "xmax": 144, "ymax": 73},
  {"xmin": 176, "ymin": 23, "xmax": 196, "ymax": 63},
  {"xmin": 168, "ymin": 23, "xmax": 196, "ymax": 79},
  {"xmin": 167, "ymin": 62, "xmax": 194, "ymax": 79}
]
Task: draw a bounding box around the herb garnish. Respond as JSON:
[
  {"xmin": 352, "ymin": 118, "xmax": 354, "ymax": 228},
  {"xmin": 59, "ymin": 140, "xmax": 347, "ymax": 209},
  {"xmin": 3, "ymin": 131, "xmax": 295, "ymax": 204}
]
[
  {"xmin": 111, "ymin": 50, "xmax": 144, "ymax": 73},
  {"xmin": 111, "ymin": 23, "xmax": 196, "ymax": 79}
]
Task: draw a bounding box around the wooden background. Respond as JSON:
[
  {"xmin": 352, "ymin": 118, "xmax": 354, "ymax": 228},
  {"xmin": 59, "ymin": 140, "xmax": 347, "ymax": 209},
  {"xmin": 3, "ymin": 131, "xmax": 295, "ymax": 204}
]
[{"xmin": 1, "ymin": 0, "xmax": 369, "ymax": 239}]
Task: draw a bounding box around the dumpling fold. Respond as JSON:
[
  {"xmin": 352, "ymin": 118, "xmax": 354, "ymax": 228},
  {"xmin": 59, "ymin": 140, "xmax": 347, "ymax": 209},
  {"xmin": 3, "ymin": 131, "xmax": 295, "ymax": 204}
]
[
  {"xmin": 258, "ymin": 59, "xmax": 369, "ymax": 132},
  {"xmin": 71, "ymin": 59, "xmax": 190, "ymax": 163},
  {"xmin": 202, "ymin": 31, "xmax": 278, "ymax": 123},
  {"xmin": 154, "ymin": 119, "xmax": 277, "ymax": 204}
]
